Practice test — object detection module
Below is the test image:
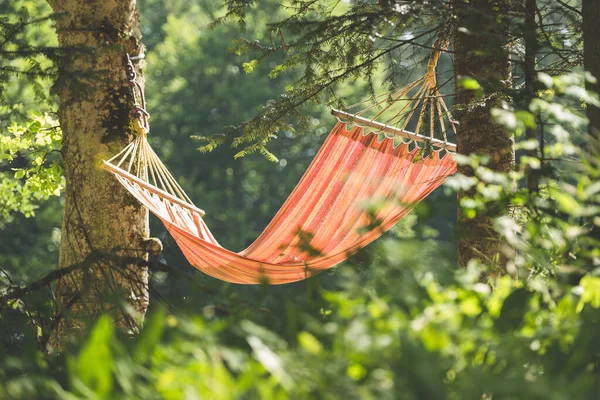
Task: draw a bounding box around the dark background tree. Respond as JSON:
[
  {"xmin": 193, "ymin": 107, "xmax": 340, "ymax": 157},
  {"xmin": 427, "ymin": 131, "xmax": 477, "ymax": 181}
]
[
  {"xmin": 453, "ymin": 0, "xmax": 514, "ymax": 269},
  {"xmin": 583, "ymin": 0, "xmax": 600, "ymax": 155}
]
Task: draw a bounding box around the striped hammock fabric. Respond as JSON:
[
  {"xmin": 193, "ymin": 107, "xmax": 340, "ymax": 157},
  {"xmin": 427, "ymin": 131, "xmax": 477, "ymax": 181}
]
[
  {"xmin": 103, "ymin": 39, "xmax": 457, "ymax": 284},
  {"xmin": 103, "ymin": 120, "xmax": 456, "ymax": 284}
]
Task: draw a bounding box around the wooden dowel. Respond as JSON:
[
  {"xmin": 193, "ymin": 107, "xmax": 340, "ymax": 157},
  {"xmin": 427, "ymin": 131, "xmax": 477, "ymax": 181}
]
[
  {"xmin": 102, "ymin": 160, "xmax": 206, "ymax": 217},
  {"xmin": 331, "ymin": 109, "xmax": 456, "ymax": 151}
]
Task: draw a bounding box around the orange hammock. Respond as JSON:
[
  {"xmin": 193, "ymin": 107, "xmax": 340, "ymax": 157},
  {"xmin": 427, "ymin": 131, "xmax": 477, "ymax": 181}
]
[{"xmin": 103, "ymin": 42, "xmax": 457, "ymax": 285}]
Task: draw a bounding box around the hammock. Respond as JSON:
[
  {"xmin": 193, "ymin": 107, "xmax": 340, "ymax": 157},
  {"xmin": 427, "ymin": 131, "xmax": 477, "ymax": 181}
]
[{"xmin": 103, "ymin": 42, "xmax": 457, "ymax": 285}]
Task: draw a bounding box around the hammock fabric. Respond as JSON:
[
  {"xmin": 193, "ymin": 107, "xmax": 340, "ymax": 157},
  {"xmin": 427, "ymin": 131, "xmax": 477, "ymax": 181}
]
[{"xmin": 103, "ymin": 40, "xmax": 457, "ymax": 285}]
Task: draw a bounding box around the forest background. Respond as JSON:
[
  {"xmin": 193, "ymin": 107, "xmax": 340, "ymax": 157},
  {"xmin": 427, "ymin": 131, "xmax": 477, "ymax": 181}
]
[{"xmin": 1, "ymin": 0, "xmax": 600, "ymax": 398}]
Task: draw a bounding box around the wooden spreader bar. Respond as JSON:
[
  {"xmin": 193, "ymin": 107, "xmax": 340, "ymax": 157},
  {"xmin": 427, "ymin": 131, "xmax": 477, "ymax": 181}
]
[
  {"xmin": 102, "ymin": 160, "xmax": 206, "ymax": 217},
  {"xmin": 331, "ymin": 109, "xmax": 456, "ymax": 152}
]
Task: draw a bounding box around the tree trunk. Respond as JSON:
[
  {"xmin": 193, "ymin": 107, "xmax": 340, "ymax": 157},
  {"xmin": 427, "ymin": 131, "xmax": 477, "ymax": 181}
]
[
  {"xmin": 454, "ymin": 0, "xmax": 514, "ymax": 270},
  {"xmin": 583, "ymin": 0, "xmax": 600, "ymax": 247},
  {"xmin": 47, "ymin": 0, "xmax": 151, "ymax": 350},
  {"xmin": 583, "ymin": 0, "xmax": 600, "ymax": 156},
  {"xmin": 524, "ymin": 0, "xmax": 539, "ymax": 192}
]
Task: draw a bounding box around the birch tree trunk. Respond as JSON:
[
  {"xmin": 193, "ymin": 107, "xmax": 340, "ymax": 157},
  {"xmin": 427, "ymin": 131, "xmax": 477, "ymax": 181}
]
[
  {"xmin": 46, "ymin": 0, "xmax": 152, "ymax": 350},
  {"xmin": 454, "ymin": 0, "xmax": 514, "ymax": 270}
]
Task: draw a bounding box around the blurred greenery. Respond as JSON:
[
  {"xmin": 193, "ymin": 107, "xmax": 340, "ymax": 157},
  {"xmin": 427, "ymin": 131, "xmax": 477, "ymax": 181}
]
[
  {"xmin": 0, "ymin": 0, "xmax": 61, "ymax": 281},
  {"xmin": 2, "ymin": 0, "xmax": 600, "ymax": 399}
]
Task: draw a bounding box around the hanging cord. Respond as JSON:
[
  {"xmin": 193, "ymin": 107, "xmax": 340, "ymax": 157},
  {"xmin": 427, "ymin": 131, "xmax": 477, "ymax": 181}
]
[
  {"xmin": 426, "ymin": 36, "xmax": 449, "ymax": 78},
  {"xmin": 56, "ymin": 30, "xmax": 151, "ymax": 135},
  {"xmin": 331, "ymin": 32, "xmax": 456, "ymax": 151},
  {"xmin": 125, "ymin": 53, "xmax": 150, "ymax": 135},
  {"xmin": 105, "ymin": 52, "xmax": 196, "ymax": 205}
]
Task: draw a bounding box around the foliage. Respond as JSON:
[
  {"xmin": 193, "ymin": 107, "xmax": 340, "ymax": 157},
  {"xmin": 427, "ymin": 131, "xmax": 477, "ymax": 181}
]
[
  {"xmin": 0, "ymin": 0, "xmax": 62, "ymax": 282},
  {"xmin": 2, "ymin": 1, "xmax": 600, "ymax": 399},
  {"xmin": 2, "ymin": 72, "xmax": 600, "ymax": 398},
  {"xmin": 0, "ymin": 109, "xmax": 62, "ymax": 221},
  {"xmin": 0, "ymin": 0, "xmax": 57, "ymax": 107},
  {"xmin": 208, "ymin": 0, "xmax": 584, "ymax": 155},
  {"xmin": 0, "ymin": 0, "xmax": 61, "ymax": 222},
  {"xmin": 2, "ymin": 222, "xmax": 600, "ymax": 399},
  {"xmin": 450, "ymin": 72, "xmax": 599, "ymax": 276},
  {"xmin": 205, "ymin": 0, "xmax": 453, "ymax": 155}
]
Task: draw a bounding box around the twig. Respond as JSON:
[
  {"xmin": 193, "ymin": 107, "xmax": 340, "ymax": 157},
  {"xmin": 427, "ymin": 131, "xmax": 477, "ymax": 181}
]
[{"xmin": 556, "ymin": 0, "xmax": 582, "ymax": 17}]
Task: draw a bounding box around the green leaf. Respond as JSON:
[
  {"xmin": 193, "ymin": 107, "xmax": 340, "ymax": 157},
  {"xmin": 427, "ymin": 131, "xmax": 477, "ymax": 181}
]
[
  {"xmin": 537, "ymin": 72, "xmax": 553, "ymax": 88},
  {"xmin": 496, "ymin": 288, "xmax": 529, "ymax": 333},
  {"xmin": 297, "ymin": 331, "xmax": 322, "ymax": 355},
  {"xmin": 28, "ymin": 120, "xmax": 42, "ymax": 133},
  {"xmin": 347, "ymin": 363, "xmax": 367, "ymax": 381},
  {"xmin": 68, "ymin": 316, "xmax": 114, "ymax": 397},
  {"xmin": 133, "ymin": 307, "xmax": 166, "ymax": 363},
  {"xmin": 243, "ymin": 59, "xmax": 258, "ymax": 73},
  {"xmin": 548, "ymin": 188, "xmax": 580, "ymax": 214},
  {"xmin": 269, "ymin": 64, "xmax": 286, "ymax": 78},
  {"xmin": 457, "ymin": 77, "xmax": 481, "ymax": 90},
  {"xmin": 460, "ymin": 295, "xmax": 482, "ymax": 317},
  {"xmin": 577, "ymin": 276, "xmax": 600, "ymax": 312}
]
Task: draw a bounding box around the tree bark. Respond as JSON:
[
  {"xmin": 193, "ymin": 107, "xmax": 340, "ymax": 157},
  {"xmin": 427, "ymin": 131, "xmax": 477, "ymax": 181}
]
[
  {"xmin": 583, "ymin": 0, "xmax": 600, "ymax": 247},
  {"xmin": 47, "ymin": 0, "xmax": 151, "ymax": 350},
  {"xmin": 583, "ymin": 0, "xmax": 600, "ymax": 156},
  {"xmin": 454, "ymin": 0, "xmax": 515, "ymax": 269},
  {"xmin": 524, "ymin": 0, "xmax": 539, "ymax": 192}
]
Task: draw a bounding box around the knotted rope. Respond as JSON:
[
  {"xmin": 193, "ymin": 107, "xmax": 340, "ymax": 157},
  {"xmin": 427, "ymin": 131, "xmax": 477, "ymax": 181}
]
[{"xmin": 103, "ymin": 53, "xmax": 195, "ymax": 208}]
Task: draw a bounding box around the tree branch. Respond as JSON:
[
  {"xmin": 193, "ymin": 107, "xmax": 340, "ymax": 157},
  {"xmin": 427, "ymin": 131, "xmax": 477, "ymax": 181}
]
[{"xmin": 0, "ymin": 252, "xmax": 152, "ymax": 304}]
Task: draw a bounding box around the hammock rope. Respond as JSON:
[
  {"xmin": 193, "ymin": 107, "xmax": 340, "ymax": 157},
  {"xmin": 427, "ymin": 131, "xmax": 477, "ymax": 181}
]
[
  {"xmin": 333, "ymin": 37, "xmax": 456, "ymax": 149},
  {"xmin": 102, "ymin": 38, "xmax": 458, "ymax": 285}
]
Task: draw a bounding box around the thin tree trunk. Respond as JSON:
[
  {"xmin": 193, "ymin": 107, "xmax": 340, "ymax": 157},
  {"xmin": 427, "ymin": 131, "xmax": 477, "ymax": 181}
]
[
  {"xmin": 583, "ymin": 0, "xmax": 600, "ymax": 156},
  {"xmin": 454, "ymin": 0, "xmax": 515, "ymax": 270},
  {"xmin": 47, "ymin": 0, "xmax": 152, "ymax": 350},
  {"xmin": 583, "ymin": 0, "xmax": 600, "ymax": 246},
  {"xmin": 524, "ymin": 0, "xmax": 539, "ymax": 192}
]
